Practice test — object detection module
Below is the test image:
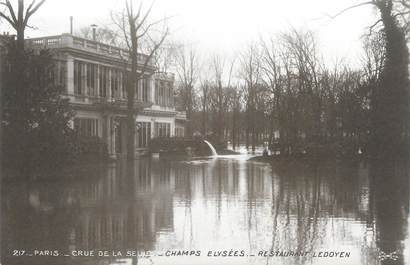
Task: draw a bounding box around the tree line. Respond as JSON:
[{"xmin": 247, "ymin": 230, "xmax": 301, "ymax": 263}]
[
  {"xmin": 173, "ymin": 1, "xmax": 410, "ymax": 159},
  {"xmin": 174, "ymin": 31, "xmax": 380, "ymax": 155}
]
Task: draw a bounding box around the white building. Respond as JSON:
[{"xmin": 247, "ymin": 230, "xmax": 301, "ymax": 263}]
[{"xmin": 27, "ymin": 33, "xmax": 186, "ymax": 158}]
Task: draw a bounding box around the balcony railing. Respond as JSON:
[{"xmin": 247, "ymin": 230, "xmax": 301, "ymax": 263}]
[
  {"xmin": 26, "ymin": 34, "xmax": 153, "ymax": 67},
  {"xmin": 155, "ymin": 72, "xmax": 175, "ymax": 80},
  {"xmin": 67, "ymin": 94, "xmax": 153, "ymax": 108},
  {"xmin": 176, "ymin": 111, "xmax": 187, "ymax": 120}
]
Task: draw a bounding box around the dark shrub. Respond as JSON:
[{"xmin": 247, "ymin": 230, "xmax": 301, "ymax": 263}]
[{"xmin": 72, "ymin": 135, "xmax": 109, "ymax": 162}]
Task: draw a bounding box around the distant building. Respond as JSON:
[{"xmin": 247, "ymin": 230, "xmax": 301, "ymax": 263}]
[{"xmin": 26, "ymin": 33, "xmax": 186, "ymax": 158}]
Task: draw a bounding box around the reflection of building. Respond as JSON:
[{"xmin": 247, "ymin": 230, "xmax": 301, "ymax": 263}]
[
  {"xmin": 72, "ymin": 160, "xmax": 175, "ymax": 250},
  {"xmin": 2, "ymin": 159, "xmax": 177, "ymax": 264},
  {"xmin": 26, "ymin": 34, "xmax": 186, "ymax": 157}
]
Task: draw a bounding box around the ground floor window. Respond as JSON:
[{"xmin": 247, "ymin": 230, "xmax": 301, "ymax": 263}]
[
  {"xmin": 74, "ymin": 118, "xmax": 99, "ymax": 137},
  {"xmin": 154, "ymin": 122, "xmax": 170, "ymax": 137},
  {"xmin": 175, "ymin": 127, "xmax": 184, "ymax": 137},
  {"xmin": 136, "ymin": 122, "xmax": 151, "ymax": 148}
]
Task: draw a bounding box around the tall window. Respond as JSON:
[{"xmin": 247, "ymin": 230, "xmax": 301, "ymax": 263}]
[
  {"xmin": 74, "ymin": 61, "xmax": 84, "ymax": 95},
  {"xmin": 159, "ymin": 81, "xmax": 165, "ymax": 105},
  {"xmin": 51, "ymin": 60, "xmax": 66, "ymax": 90},
  {"xmin": 86, "ymin": 63, "xmax": 97, "ymax": 96},
  {"xmin": 136, "ymin": 122, "xmax": 151, "ymax": 148},
  {"xmin": 165, "ymin": 82, "xmax": 169, "ymax": 106},
  {"xmin": 175, "ymin": 127, "xmax": 184, "ymax": 137},
  {"xmin": 169, "ymin": 83, "xmax": 174, "ymax": 106},
  {"xmin": 154, "ymin": 80, "xmax": 159, "ymax": 104},
  {"xmin": 154, "ymin": 122, "xmax": 170, "ymax": 137},
  {"xmin": 135, "ymin": 79, "xmax": 140, "ymax": 100},
  {"xmin": 154, "ymin": 80, "xmax": 173, "ymax": 107},
  {"xmin": 142, "ymin": 78, "xmax": 148, "ymax": 102},
  {"xmin": 122, "ymin": 71, "xmax": 127, "ymax": 98},
  {"xmin": 73, "ymin": 118, "xmax": 99, "ymax": 137},
  {"xmin": 99, "ymin": 65, "xmax": 108, "ymax": 97},
  {"xmin": 111, "ymin": 69, "xmax": 119, "ymax": 98}
]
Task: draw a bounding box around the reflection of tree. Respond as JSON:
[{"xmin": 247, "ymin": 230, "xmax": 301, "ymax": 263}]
[
  {"xmin": 181, "ymin": 164, "xmax": 194, "ymax": 247},
  {"xmin": 266, "ymin": 159, "xmax": 369, "ymax": 265},
  {"xmin": 246, "ymin": 163, "xmax": 262, "ymax": 250},
  {"xmin": 369, "ymin": 159, "xmax": 409, "ymax": 265}
]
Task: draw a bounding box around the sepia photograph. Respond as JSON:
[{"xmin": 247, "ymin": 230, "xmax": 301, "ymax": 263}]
[{"xmin": 1, "ymin": 0, "xmax": 410, "ymax": 264}]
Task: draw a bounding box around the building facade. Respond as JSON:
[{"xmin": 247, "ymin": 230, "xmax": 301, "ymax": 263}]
[{"xmin": 27, "ymin": 33, "xmax": 186, "ymax": 158}]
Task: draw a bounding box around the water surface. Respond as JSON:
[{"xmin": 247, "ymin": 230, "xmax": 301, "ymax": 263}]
[{"xmin": 2, "ymin": 155, "xmax": 410, "ymax": 265}]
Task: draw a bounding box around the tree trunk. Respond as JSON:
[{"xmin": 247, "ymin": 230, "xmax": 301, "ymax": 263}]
[
  {"xmin": 232, "ymin": 109, "xmax": 237, "ymax": 150},
  {"xmin": 127, "ymin": 24, "xmax": 138, "ymax": 162},
  {"xmin": 245, "ymin": 108, "xmax": 250, "ymax": 150},
  {"xmin": 126, "ymin": 72, "xmax": 136, "ymax": 162},
  {"xmin": 371, "ymin": 2, "xmax": 410, "ymax": 157},
  {"xmin": 16, "ymin": 0, "xmax": 25, "ymax": 51}
]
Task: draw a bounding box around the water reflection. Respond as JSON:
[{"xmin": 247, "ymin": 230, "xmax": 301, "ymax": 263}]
[
  {"xmin": 369, "ymin": 160, "xmax": 409, "ymax": 265},
  {"xmin": 2, "ymin": 157, "xmax": 410, "ymax": 265}
]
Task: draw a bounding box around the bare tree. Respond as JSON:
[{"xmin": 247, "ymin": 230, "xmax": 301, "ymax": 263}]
[
  {"xmin": 230, "ymin": 85, "xmax": 242, "ymax": 150},
  {"xmin": 260, "ymin": 37, "xmax": 284, "ymax": 147},
  {"xmin": 198, "ymin": 78, "xmax": 211, "ymax": 136},
  {"xmin": 153, "ymin": 41, "xmax": 177, "ymax": 74},
  {"xmin": 330, "ymin": 0, "xmax": 410, "ymax": 157},
  {"xmin": 212, "ymin": 55, "xmax": 235, "ymax": 140},
  {"xmin": 0, "ymin": 0, "xmax": 46, "ymax": 50},
  {"xmin": 362, "ymin": 31, "xmax": 385, "ymax": 86},
  {"xmin": 0, "ymin": 0, "xmax": 46, "ymax": 168},
  {"xmin": 281, "ymin": 30, "xmax": 323, "ymax": 141},
  {"xmin": 239, "ymin": 44, "xmax": 261, "ymax": 152},
  {"xmin": 112, "ymin": 0, "xmax": 169, "ymax": 162},
  {"xmin": 174, "ymin": 44, "xmax": 199, "ymax": 137}
]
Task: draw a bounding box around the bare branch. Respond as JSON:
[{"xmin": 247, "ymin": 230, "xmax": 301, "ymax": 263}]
[
  {"xmin": 227, "ymin": 58, "xmax": 236, "ymax": 88},
  {"xmin": 24, "ymin": 0, "xmax": 36, "ymax": 18},
  {"xmin": 393, "ymin": 0, "xmax": 410, "ymax": 9},
  {"xmin": 24, "ymin": 0, "xmax": 46, "ymax": 25},
  {"xmin": 1, "ymin": 0, "xmax": 18, "ymax": 25},
  {"xmin": 140, "ymin": 26, "xmax": 169, "ymax": 76},
  {"xmin": 134, "ymin": 1, "xmax": 142, "ymax": 22},
  {"xmin": 137, "ymin": 15, "xmax": 171, "ymax": 39},
  {"xmin": 111, "ymin": 10, "xmax": 131, "ymax": 51},
  {"xmin": 366, "ymin": 18, "xmax": 383, "ymax": 36},
  {"xmin": 0, "ymin": 10, "xmax": 16, "ymax": 28},
  {"xmin": 393, "ymin": 10, "xmax": 410, "ymax": 18},
  {"xmin": 25, "ymin": 23, "xmax": 38, "ymax": 30},
  {"xmin": 135, "ymin": 0, "xmax": 155, "ymax": 31},
  {"xmin": 326, "ymin": 1, "xmax": 374, "ymax": 19}
]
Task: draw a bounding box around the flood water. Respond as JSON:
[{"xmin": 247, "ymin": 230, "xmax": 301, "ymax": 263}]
[{"xmin": 2, "ymin": 155, "xmax": 410, "ymax": 265}]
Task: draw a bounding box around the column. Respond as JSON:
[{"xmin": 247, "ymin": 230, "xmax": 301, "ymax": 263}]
[
  {"xmin": 151, "ymin": 119, "xmax": 156, "ymax": 138},
  {"xmin": 66, "ymin": 56, "xmax": 74, "ymax": 94},
  {"xmin": 121, "ymin": 120, "xmax": 128, "ymax": 155},
  {"xmin": 111, "ymin": 117, "xmax": 116, "ymax": 155},
  {"xmin": 110, "ymin": 117, "xmax": 115, "ymax": 155},
  {"xmin": 83, "ymin": 63, "xmax": 89, "ymax": 96},
  {"xmin": 150, "ymin": 76, "xmax": 155, "ymax": 103},
  {"xmin": 96, "ymin": 64, "xmax": 100, "ymax": 97},
  {"xmin": 107, "ymin": 68, "xmax": 112, "ymax": 99},
  {"xmin": 171, "ymin": 119, "xmax": 175, "ymax": 137},
  {"xmin": 119, "ymin": 71, "xmax": 123, "ymax": 99}
]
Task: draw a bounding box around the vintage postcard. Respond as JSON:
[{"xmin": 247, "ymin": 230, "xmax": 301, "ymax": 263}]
[{"xmin": 1, "ymin": 0, "xmax": 409, "ymax": 265}]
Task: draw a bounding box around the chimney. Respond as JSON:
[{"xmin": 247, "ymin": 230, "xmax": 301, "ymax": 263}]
[
  {"xmin": 70, "ymin": 16, "xmax": 73, "ymax": 34},
  {"xmin": 91, "ymin": 24, "xmax": 97, "ymax": 41}
]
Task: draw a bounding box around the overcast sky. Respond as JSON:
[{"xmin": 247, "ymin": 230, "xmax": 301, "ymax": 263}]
[{"xmin": 1, "ymin": 0, "xmax": 378, "ymax": 66}]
